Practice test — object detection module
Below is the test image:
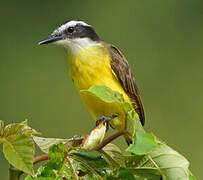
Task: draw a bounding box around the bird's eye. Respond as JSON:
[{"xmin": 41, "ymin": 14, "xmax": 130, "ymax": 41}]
[{"xmin": 67, "ymin": 27, "xmax": 74, "ymax": 33}]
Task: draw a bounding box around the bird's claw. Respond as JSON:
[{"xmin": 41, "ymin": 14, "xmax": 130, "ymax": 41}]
[{"xmin": 95, "ymin": 115, "xmax": 117, "ymax": 131}]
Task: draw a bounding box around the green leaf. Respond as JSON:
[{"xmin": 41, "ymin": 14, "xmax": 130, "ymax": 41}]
[
  {"xmin": 25, "ymin": 176, "xmax": 55, "ymax": 180},
  {"xmin": 3, "ymin": 134, "xmax": 34, "ymax": 175},
  {"xmin": 125, "ymin": 156, "xmax": 162, "ymax": 179},
  {"xmin": 80, "ymin": 85, "xmax": 125, "ymax": 103},
  {"xmin": 101, "ymin": 143, "xmax": 125, "ymax": 168},
  {"xmin": 0, "ymin": 120, "xmax": 4, "ymax": 137},
  {"xmin": 105, "ymin": 166, "xmax": 161, "ymax": 180},
  {"xmin": 3, "ymin": 122, "xmax": 25, "ymax": 137},
  {"xmin": 115, "ymin": 168, "xmax": 136, "ymax": 180},
  {"xmin": 124, "ymin": 156, "xmax": 161, "ymax": 179},
  {"xmin": 35, "ymin": 143, "xmax": 75, "ymax": 179},
  {"xmin": 147, "ymin": 143, "xmax": 191, "ymax": 180},
  {"xmin": 125, "ymin": 154, "xmax": 147, "ymax": 168},
  {"xmin": 127, "ymin": 169, "xmax": 161, "ymax": 180},
  {"xmin": 48, "ymin": 143, "xmax": 67, "ymax": 170},
  {"xmin": 188, "ymin": 170, "xmax": 197, "ymax": 180},
  {"xmin": 3, "ymin": 120, "xmax": 39, "ymax": 137},
  {"xmin": 81, "ymin": 85, "xmax": 133, "ymax": 113},
  {"xmin": 126, "ymin": 133, "xmax": 158, "ymax": 155},
  {"xmin": 33, "ymin": 136, "xmax": 70, "ymax": 153},
  {"xmin": 126, "ymin": 142, "xmax": 193, "ymax": 180},
  {"xmin": 72, "ymin": 149, "xmax": 102, "ymax": 159},
  {"xmin": 126, "ymin": 110, "xmax": 145, "ymax": 138},
  {"xmin": 19, "ymin": 119, "xmax": 40, "ymax": 135},
  {"xmin": 71, "ymin": 149, "xmax": 108, "ymax": 177},
  {"xmin": 36, "ymin": 166, "xmax": 57, "ymax": 178},
  {"xmin": 58, "ymin": 162, "xmax": 76, "ymax": 180},
  {"xmin": 1, "ymin": 120, "xmax": 37, "ymax": 175}
]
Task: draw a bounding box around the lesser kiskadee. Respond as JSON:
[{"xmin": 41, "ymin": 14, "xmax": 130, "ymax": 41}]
[{"xmin": 39, "ymin": 20, "xmax": 145, "ymax": 141}]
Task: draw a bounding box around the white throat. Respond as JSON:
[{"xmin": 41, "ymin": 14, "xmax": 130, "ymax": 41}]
[{"xmin": 56, "ymin": 37, "xmax": 99, "ymax": 55}]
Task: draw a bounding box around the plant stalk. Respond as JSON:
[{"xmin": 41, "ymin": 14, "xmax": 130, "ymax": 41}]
[{"xmin": 9, "ymin": 165, "xmax": 23, "ymax": 180}]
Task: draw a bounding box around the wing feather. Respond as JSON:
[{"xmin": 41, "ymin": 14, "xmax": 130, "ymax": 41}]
[{"xmin": 106, "ymin": 44, "xmax": 145, "ymax": 125}]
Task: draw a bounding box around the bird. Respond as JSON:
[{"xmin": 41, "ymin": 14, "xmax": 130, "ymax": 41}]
[{"xmin": 39, "ymin": 20, "xmax": 145, "ymax": 142}]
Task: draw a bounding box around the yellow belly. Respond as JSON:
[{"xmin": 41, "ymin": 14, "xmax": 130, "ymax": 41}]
[{"xmin": 68, "ymin": 44, "xmax": 132, "ymax": 130}]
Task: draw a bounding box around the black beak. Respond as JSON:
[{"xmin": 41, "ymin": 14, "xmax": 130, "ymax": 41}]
[{"xmin": 38, "ymin": 35, "xmax": 62, "ymax": 45}]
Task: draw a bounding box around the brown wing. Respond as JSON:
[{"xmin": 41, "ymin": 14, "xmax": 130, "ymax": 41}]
[{"xmin": 106, "ymin": 44, "xmax": 145, "ymax": 126}]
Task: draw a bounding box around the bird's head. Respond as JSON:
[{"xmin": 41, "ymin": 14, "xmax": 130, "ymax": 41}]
[{"xmin": 39, "ymin": 20, "xmax": 101, "ymax": 54}]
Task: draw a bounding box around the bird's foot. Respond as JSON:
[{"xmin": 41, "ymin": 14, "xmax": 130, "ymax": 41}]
[{"xmin": 95, "ymin": 115, "xmax": 117, "ymax": 131}]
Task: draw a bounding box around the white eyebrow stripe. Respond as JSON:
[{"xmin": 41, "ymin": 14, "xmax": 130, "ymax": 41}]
[
  {"xmin": 66, "ymin": 20, "xmax": 90, "ymax": 27},
  {"xmin": 53, "ymin": 20, "xmax": 90, "ymax": 35}
]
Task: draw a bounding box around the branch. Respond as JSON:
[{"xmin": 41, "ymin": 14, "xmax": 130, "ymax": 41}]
[
  {"xmin": 33, "ymin": 154, "xmax": 49, "ymax": 164},
  {"xmin": 93, "ymin": 129, "xmax": 127, "ymax": 150}
]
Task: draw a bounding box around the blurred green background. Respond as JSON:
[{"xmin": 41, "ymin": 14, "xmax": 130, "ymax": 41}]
[{"xmin": 0, "ymin": 0, "xmax": 202, "ymax": 179}]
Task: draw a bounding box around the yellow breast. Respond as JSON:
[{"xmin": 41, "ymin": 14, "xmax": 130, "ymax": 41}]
[{"xmin": 68, "ymin": 44, "xmax": 131, "ymax": 130}]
